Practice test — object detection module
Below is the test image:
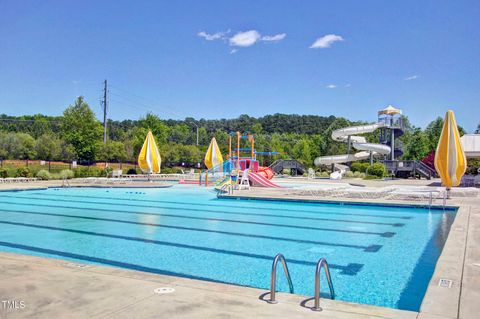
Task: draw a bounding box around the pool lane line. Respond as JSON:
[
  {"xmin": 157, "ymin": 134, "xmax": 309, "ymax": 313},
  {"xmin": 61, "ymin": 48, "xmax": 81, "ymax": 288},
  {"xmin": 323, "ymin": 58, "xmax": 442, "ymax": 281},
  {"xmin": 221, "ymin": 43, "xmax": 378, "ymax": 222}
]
[
  {"xmin": 0, "ymin": 196, "xmax": 405, "ymax": 228},
  {"xmin": 17, "ymin": 192, "xmax": 412, "ymax": 220},
  {"xmin": 0, "ymin": 222, "xmax": 364, "ymax": 276},
  {"xmin": 0, "ymin": 202, "xmax": 396, "ymax": 238},
  {"xmin": 0, "ymin": 241, "xmax": 252, "ymax": 287},
  {"xmin": 0, "ymin": 208, "xmax": 382, "ymax": 252}
]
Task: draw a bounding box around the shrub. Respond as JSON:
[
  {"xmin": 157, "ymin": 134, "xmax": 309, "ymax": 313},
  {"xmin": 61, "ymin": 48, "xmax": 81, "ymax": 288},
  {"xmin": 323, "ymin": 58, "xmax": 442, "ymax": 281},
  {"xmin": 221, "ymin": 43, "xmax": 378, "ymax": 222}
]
[
  {"xmin": 36, "ymin": 169, "xmax": 52, "ymax": 180},
  {"xmin": 126, "ymin": 168, "xmax": 137, "ymax": 175},
  {"xmin": 74, "ymin": 166, "xmax": 103, "ymax": 178},
  {"xmin": 0, "ymin": 168, "xmax": 7, "ymax": 178},
  {"xmin": 162, "ymin": 167, "xmax": 184, "ymax": 174},
  {"xmin": 466, "ymin": 158, "xmax": 480, "ymax": 175},
  {"xmin": 16, "ymin": 167, "xmax": 32, "ymax": 177},
  {"xmin": 320, "ymin": 171, "xmax": 330, "ymax": 178},
  {"xmin": 353, "ymin": 171, "xmax": 366, "ymax": 178},
  {"xmin": 365, "ymin": 163, "xmax": 386, "ymax": 178},
  {"xmin": 351, "ymin": 162, "xmax": 369, "ymax": 173},
  {"xmin": 364, "ymin": 174, "xmax": 382, "ymax": 180},
  {"xmin": 344, "ymin": 171, "xmax": 354, "ymax": 178},
  {"xmin": 60, "ymin": 169, "xmax": 74, "ymax": 179}
]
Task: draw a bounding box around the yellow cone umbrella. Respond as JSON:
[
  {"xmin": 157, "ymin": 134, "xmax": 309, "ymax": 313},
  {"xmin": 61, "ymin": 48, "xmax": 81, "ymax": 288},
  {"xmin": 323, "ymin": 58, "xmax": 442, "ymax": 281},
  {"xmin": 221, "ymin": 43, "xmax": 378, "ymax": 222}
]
[
  {"xmin": 434, "ymin": 110, "xmax": 466, "ymax": 188},
  {"xmin": 138, "ymin": 130, "xmax": 161, "ymax": 174},
  {"xmin": 204, "ymin": 137, "xmax": 223, "ymax": 170}
]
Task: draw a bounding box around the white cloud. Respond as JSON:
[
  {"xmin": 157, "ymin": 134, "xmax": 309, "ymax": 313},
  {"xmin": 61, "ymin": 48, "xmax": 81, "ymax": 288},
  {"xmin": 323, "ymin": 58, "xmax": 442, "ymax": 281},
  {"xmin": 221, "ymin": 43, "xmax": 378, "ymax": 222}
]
[
  {"xmin": 198, "ymin": 30, "xmax": 229, "ymax": 41},
  {"xmin": 326, "ymin": 84, "xmax": 337, "ymax": 89},
  {"xmin": 404, "ymin": 75, "xmax": 419, "ymax": 81},
  {"xmin": 200, "ymin": 29, "xmax": 286, "ymax": 52},
  {"xmin": 261, "ymin": 33, "xmax": 286, "ymax": 42},
  {"xmin": 229, "ymin": 30, "xmax": 262, "ymax": 47},
  {"xmin": 310, "ymin": 34, "xmax": 344, "ymax": 49}
]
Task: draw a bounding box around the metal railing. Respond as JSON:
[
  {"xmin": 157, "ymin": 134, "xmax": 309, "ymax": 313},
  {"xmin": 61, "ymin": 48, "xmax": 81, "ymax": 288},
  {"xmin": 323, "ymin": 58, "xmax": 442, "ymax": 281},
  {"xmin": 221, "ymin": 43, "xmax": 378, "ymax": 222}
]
[
  {"xmin": 267, "ymin": 253, "xmax": 294, "ymax": 304},
  {"xmin": 312, "ymin": 258, "xmax": 335, "ymax": 311}
]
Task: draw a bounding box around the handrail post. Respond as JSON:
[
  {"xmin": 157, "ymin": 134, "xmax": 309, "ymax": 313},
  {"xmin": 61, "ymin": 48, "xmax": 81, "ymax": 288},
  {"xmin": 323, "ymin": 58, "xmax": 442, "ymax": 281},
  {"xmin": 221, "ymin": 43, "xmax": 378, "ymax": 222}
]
[
  {"xmin": 268, "ymin": 253, "xmax": 294, "ymax": 304},
  {"xmin": 312, "ymin": 258, "xmax": 335, "ymax": 311}
]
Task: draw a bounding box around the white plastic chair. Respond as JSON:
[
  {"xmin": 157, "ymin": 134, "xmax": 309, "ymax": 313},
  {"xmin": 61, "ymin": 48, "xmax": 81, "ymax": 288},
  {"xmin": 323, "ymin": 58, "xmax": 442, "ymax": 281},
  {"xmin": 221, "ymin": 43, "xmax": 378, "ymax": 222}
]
[{"xmin": 238, "ymin": 169, "xmax": 250, "ymax": 190}]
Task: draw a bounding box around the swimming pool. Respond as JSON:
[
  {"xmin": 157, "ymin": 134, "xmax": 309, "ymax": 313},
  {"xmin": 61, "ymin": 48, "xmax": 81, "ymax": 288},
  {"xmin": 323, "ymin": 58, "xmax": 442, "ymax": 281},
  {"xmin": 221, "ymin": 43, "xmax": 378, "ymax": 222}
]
[{"xmin": 0, "ymin": 185, "xmax": 456, "ymax": 311}]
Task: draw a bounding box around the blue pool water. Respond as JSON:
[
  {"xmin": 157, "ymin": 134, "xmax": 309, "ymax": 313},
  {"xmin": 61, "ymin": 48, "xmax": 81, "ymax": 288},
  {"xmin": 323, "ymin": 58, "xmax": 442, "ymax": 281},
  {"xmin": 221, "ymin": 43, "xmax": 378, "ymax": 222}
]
[{"xmin": 0, "ymin": 185, "xmax": 456, "ymax": 311}]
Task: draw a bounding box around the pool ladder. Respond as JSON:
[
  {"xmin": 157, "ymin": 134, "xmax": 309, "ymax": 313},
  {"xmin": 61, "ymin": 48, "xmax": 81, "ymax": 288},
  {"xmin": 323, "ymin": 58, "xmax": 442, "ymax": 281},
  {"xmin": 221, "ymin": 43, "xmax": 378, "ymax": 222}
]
[{"xmin": 267, "ymin": 254, "xmax": 335, "ymax": 312}]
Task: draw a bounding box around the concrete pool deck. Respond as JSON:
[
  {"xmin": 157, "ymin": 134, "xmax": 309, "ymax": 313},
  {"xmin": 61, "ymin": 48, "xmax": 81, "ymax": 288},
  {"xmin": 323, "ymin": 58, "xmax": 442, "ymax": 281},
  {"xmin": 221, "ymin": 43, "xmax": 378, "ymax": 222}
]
[{"xmin": 0, "ymin": 179, "xmax": 478, "ymax": 318}]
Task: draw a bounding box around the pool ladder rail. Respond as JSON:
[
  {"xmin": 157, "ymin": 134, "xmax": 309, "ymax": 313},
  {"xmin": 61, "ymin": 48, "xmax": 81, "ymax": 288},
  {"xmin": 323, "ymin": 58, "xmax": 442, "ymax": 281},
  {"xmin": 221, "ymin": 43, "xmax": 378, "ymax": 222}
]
[
  {"xmin": 266, "ymin": 254, "xmax": 335, "ymax": 312},
  {"xmin": 312, "ymin": 258, "xmax": 335, "ymax": 311},
  {"xmin": 267, "ymin": 253, "xmax": 294, "ymax": 304}
]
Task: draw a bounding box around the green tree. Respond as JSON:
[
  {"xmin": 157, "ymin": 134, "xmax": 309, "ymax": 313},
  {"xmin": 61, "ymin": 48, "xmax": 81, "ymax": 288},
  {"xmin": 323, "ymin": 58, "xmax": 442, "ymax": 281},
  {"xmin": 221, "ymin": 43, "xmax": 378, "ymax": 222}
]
[
  {"xmin": 0, "ymin": 132, "xmax": 36, "ymax": 159},
  {"xmin": 292, "ymin": 138, "xmax": 312, "ymax": 164},
  {"xmin": 96, "ymin": 140, "xmax": 128, "ymax": 162},
  {"xmin": 60, "ymin": 142, "xmax": 76, "ymax": 161},
  {"xmin": 403, "ymin": 128, "xmax": 429, "ymax": 160},
  {"xmin": 61, "ymin": 97, "xmax": 103, "ymax": 162},
  {"xmin": 35, "ymin": 134, "xmax": 61, "ymax": 160}
]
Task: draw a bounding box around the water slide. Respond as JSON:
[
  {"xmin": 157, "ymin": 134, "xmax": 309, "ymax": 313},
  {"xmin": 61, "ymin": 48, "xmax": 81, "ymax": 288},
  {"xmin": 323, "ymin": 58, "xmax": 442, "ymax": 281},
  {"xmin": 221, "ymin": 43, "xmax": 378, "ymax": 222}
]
[
  {"xmin": 248, "ymin": 172, "xmax": 282, "ymax": 188},
  {"xmin": 314, "ymin": 123, "xmax": 391, "ymax": 178}
]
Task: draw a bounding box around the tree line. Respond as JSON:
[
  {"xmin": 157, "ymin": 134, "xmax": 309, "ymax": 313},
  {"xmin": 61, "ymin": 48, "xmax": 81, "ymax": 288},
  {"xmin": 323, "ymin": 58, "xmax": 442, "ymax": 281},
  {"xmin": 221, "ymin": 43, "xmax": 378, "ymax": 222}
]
[{"xmin": 0, "ymin": 96, "xmax": 472, "ymax": 168}]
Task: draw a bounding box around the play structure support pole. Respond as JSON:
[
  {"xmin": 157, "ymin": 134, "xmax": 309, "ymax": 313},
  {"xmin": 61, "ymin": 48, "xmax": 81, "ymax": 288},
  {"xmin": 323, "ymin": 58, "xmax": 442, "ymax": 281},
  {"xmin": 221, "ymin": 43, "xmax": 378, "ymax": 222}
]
[
  {"xmin": 391, "ymin": 130, "xmax": 395, "ymax": 160},
  {"xmin": 236, "ymin": 132, "xmax": 241, "ymax": 168},
  {"xmin": 228, "ymin": 136, "xmax": 232, "ymax": 160},
  {"xmin": 370, "ymin": 151, "xmax": 373, "ymax": 165},
  {"xmin": 251, "ymin": 138, "xmax": 255, "ymax": 159},
  {"xmin": 347, "ymin": 136, "xmax": 351, "ymax": 155},
  {"xmin": 205, "ymin": 171, "xmax": 209, "ymax": 187}
]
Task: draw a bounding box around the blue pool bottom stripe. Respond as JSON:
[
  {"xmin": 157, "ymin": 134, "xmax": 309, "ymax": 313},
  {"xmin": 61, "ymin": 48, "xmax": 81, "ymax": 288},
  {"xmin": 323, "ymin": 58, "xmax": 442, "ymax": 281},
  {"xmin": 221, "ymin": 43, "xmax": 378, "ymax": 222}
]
[
  {"xmin": 0, "ymin": 201, "xmax": 396, "ymax": 237},
  {"xmin": 0, "ymin": 220, "xmax": 364, "ymax": 275},
  {"xmin": 0, "ymin": 208, "xmax": 382, "ymax": 252}
]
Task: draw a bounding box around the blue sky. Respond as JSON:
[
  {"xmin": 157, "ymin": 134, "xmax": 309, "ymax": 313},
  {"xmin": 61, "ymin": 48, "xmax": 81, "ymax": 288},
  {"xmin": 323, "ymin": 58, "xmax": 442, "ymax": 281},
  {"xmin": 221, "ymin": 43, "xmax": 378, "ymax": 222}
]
[{"xmin": 1, "ymin": 0, "xmax": 479, "ymax": 131}]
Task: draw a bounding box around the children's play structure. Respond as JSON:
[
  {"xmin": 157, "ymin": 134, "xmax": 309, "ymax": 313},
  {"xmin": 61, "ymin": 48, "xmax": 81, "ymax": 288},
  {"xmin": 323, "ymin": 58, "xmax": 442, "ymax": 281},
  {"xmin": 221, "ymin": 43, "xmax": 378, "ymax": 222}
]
[
  {"xmin": 201, "ymin": 132, "xmax": 282, "ymax": 188},
  {"xmin": 314, "ymin": 105, "xmax": 436, "ymax": 179}
]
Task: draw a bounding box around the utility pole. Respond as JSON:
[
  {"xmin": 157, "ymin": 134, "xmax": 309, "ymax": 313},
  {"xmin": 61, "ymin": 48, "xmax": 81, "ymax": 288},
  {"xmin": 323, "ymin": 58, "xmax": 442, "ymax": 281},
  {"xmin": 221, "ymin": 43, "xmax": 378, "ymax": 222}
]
[
  {"xmin": 188, "ymin": 121, "xmax": 199, "ymax": 146},
  {"xmin": 102, "ymin": 79, "xmax": 108, "ymax": 144}
]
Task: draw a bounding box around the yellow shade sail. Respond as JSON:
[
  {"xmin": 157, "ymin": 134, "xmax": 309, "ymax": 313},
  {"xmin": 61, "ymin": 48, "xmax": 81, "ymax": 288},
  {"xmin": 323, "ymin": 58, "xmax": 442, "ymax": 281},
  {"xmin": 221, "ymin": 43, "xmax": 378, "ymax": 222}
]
[
  {"xmin": 204, "ymin": 137, "xmax": 223, "ymax": 170},
  {"xmin": 138, "ymin": 130, "xmax": 161, "ymax": 174},
  {"xmin": 434, "ymin": 110, "xmax": 466, "ymax": 187}
]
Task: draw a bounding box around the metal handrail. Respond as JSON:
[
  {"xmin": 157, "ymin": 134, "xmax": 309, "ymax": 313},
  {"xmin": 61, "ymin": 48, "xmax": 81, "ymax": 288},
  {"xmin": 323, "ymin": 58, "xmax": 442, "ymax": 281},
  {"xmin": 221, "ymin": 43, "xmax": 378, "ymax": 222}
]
[
  {"xmin": 312, "ymin": 258, "xmax": 335, "ymax": 311},
  {"xmin": 267, "ymin": 253, "xmax": 294, "ymax": 304}
]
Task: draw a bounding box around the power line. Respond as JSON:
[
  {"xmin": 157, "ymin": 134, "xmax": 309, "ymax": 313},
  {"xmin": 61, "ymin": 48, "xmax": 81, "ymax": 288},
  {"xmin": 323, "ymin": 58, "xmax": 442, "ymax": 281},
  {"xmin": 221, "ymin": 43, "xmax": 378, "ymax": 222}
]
[
  {"xmin": 0, "ymin": 119, "xmax": 62, "ymax": 123},
  {"xmin": 108, "ymin": 85, "xmax": 186, "ymax": 119}
]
